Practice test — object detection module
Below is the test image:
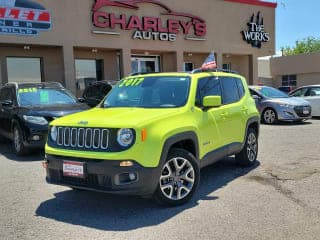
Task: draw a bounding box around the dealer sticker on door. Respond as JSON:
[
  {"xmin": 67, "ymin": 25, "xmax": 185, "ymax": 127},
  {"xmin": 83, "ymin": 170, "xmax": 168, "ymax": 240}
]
[{"xmin": 63, "ymin": 161, "xmax": 84, "ymax": 178}]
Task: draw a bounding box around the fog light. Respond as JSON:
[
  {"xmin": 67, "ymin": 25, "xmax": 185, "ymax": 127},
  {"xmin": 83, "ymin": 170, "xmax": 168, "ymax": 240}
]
[
  {"xmin": 120, "ymin": 161, "xmax": 134, "ymax": 167},
  {"xmin": 32, "ymin": 135, "xmax": 40, "ymax": 141},
  {"xmin": 129, "ymin": 173, "xmax": 136, "ymax": 181}
]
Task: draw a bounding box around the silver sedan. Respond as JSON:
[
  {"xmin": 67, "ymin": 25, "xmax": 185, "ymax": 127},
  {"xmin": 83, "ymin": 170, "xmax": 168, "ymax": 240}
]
[{"xmin": 249, "ymin": 86, "xmax": 312, "ymax": 124}]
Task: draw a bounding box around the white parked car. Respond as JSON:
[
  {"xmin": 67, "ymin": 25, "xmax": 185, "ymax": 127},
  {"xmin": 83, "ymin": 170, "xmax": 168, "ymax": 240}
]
[{"xmin": 289, "ymin": 85, "xmax": 320, "ymax": 117}]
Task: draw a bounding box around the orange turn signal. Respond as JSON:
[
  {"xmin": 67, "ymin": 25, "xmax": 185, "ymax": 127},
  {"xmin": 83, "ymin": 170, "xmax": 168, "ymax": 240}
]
[
  {"xmin": 42, "ymin": 161, "xmax": 48, "ymax": 169},
  {"xmin": 141, "ymin": 128, "xmax": 147, "ymax": 142}
]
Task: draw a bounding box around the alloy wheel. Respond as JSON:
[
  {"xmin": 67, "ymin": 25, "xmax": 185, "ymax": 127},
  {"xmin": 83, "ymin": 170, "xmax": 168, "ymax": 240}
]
[
  {"xmin": 246, "ymin": 132, "xmax": 257, "ymax": 162},
  {"xmin": 264, "ymin": 109, "xmax": 276, "ymax": 124},
  {"xmin": 159, "ymin": 157, "xmax": 195, "ymax": 201}
]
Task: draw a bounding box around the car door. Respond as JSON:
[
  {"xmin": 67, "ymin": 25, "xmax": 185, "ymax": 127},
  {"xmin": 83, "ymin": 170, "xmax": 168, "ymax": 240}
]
[
  {"xmin": 304, "ymin": 87, "xmax": 320, "ymax": 116},
  {"xmin": 0, "ymin": 86, "xmax": 16, "ymax": 138},
  {"xmin": 194, "ymin": 77, "xmax": 224, "ymax": 156},
  {"xmin": 220, "ymin": 77, "xmax": 244, "ymax": 145}
]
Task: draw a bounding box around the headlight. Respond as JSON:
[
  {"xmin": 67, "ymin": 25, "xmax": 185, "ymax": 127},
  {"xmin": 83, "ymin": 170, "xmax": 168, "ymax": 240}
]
[
  {"xmin": 279, "ymin": 103, "xmax": 294, "ymax": 108},
  {"xmin": 23, "ymin": 115, "xmax": 48, "ymax": 125},
  {"xmin": 117, "ymin": 128, "xmax": 134, "ymax": 147},
  {"xmin": 50, "ymin": 126, "xmax": 58, "ymax": 142}
]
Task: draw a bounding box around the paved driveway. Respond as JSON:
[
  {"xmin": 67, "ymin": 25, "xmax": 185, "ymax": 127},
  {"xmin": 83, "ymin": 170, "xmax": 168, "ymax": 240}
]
[{"xmin": 0, "ymin": 119, "xmax": 319, "ymax": 240}]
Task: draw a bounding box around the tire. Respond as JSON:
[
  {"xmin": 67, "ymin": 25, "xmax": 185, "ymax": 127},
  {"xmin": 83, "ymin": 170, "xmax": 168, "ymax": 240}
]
[
  {"xmin": 154, "ymin": 148, "xmax": 200, "ymax": 206},
  {"xmin": 262, "ymin": 108, "xmax": 277, "ymax": 124},
  {"xmin": 13, "ymin": 125, "xmax": 29, "ymax": 156},
  {"xmin": 235, "ymin": 128, "xmax": 258, "ymax": 167}
]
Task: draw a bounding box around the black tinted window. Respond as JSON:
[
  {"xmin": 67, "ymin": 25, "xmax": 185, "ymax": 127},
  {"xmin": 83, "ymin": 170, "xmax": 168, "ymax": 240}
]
[
  {"xmin": 0, "ymin": 87, "xmax": 14, "ymax": 101},
  {"xmin": 221, "ymin": 77, "xmax": 240, "ymax": 104},
  {"xmin": 196, "ymin": 77, "xmax": 222, "ymax": 107},
  {"xmin": 236, "ymin": 78, "xmax": 245, "ymax": 99}
]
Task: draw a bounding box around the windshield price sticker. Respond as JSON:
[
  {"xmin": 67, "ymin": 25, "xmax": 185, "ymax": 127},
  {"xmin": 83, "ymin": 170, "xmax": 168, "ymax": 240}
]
[
  {"xmin": 119, "ymin": 77, "xmax": 144, "ymax": 88},
  {"xmin": 18, "ymin": 88, "xmax": 38, "ymax": 93}
]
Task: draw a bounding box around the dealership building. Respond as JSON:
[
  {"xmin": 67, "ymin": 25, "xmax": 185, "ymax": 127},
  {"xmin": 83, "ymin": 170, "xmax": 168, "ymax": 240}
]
[{"xmin": 0, "ymin": 0, "xmax": 276, "ymax": 94}]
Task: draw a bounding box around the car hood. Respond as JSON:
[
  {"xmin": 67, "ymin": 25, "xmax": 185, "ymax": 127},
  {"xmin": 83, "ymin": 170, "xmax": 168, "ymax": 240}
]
[
  {"xmin": 51, "ymin": 107, "xmax": 183, "ymax": 128},
  {"xmin": 24, "ymin": 103, "xmax": 89, "ymax": 117},
  {"xmin": 266, "ymin": 97, "xmax": 310, "ymax": 106}
]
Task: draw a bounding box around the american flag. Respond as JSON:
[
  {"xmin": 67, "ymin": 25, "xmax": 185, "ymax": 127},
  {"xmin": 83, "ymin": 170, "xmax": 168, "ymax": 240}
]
[{"xmin": 201, "ymin": 51, "xmax": 217, "ymax": 70}]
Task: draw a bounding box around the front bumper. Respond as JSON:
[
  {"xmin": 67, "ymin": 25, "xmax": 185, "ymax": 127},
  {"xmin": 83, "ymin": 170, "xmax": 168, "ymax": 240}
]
[
  {"xmin": 277, "ymin": 105, "xmax": 312, "ymax": 121},
  {"xmin": 45, "ymin": 154, "xmax": 161, "ymax": 196}
]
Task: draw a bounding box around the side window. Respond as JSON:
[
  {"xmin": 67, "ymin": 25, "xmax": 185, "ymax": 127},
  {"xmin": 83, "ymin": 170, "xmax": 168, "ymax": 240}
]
[
  {"xmin": 291, "ymin": 88, "xmax": 308, "ymax": 97},
  {"xmin": 196, "ymin": 77, "xmax": 222, "ymax": 107},
  {"xmin": 307, "ymin": 87, "xmax": 320, "ymax": 96},
  {"xmin": 220, "ymin": 77, "xmax": 240, "ymax": 104},
  {"xmin": 236, "ymin": 78, "xmax": 245, "ymax": 99}
]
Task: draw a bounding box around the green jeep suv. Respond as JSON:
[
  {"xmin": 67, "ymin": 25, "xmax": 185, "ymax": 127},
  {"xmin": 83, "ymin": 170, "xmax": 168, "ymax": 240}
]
[{"xmin": 45, "ymin": 70, "xmax": 260, "ymax": 206}]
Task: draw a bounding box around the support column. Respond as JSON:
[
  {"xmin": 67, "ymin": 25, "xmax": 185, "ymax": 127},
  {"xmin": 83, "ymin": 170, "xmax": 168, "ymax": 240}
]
[
  {"xmin": 216, "ymin": 53, "xmax": 223, "ymax": 69},
  {"xmin": 249, "ymin": 54, "xmax": 258, "ymax": 85},
  {"xmin": 121, "ymin": 48, "xmax": 131, "ymax": 77},
  {"xmin": 176, "ymin": 50, "xmax": 184, "ymax": 72},
  {"xmin": 0, "ymin": 55, "xmax": 8, "ymax": 86},
  {"xmin": 62, "ymin": 45, "xmax": 76, "ymax": 93}
]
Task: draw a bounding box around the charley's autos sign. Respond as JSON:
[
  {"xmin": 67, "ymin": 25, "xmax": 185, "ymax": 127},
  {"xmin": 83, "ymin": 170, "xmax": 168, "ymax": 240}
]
[
  {"xmin": 92, "ymin": 0, "xmax": 207, "ymax": 42},
  {"xmin": 0, "ymin": 0, "xmax": 51, "ymax": 35},
  {"xmin": 242, "ymin": 12, "xmax": 270, "ymax": 48}
]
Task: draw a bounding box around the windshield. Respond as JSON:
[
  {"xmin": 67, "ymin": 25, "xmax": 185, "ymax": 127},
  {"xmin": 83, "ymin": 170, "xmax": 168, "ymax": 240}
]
[
  {"xmin": 253, "ymin": 86, "xmax": 288, "ymax": 98},
  {"xmin": 103, "ymin": 76, "xmax": 190, "ymax": 108},
  {"xmin": 17, "ymin": 87, "xmax": 77, "ymax": 106}
]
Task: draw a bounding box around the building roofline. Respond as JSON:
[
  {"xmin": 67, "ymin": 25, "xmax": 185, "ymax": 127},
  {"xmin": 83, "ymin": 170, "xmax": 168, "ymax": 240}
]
[{"xmin": 224, "ymin": 0, "xmax": 277, "ymax": 8}]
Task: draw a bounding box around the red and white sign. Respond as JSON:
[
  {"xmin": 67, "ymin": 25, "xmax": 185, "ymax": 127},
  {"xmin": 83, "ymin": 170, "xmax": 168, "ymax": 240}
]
[
  {"xmin": 92, "ymin": 0, "xmax": 207, "ymax": 41},
  {"xmin": 63, "ymin": 161, "xmax": 84, "ymax": 178},
  {"xmin": 0, "ymin": 0, "xmax": 51, "ymax": 36}
]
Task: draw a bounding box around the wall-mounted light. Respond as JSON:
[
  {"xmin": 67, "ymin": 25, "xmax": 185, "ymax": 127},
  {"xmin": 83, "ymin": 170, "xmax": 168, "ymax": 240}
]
[
  {"xmin": 92, "ymin": 48, "xmax": 98, "ymax": 53},
  {"xmin": 23, "ymin": 46, "xmax": 30, "ymax": 50},
  {"xmin": 188, "ymin": 53, "xmax": 193, "ymax": 57},
  {"xmin": 225, "ymin": 54, "xmax": 231, "ymax": 58},
  {"xmin": 144, "ymin": 51, "xmax": 149, "ymax": 56}
]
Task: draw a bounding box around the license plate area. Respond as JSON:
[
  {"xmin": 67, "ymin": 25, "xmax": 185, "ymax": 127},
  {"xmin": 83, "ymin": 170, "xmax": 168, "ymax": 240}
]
[
  {"xmin": 63, "ymin": 161, "xmax": 84, "ymax": 178},
  {"xmin": 303, "ymin": 107, "xmax": 309, "ymax": 115}
]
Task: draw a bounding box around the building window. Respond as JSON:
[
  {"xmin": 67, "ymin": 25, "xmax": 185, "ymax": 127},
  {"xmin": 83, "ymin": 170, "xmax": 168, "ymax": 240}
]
[
  {"xmin": 282, "ymin": 75, "xmax": 297, "ymax": 86},
  {"xmin": 7, "ymin": 57, "xmax": 42, "ymax": 83},
  {"xmin": 184, "ymin": 62, "xmax": 194, "ymax": 71},
  {"xmin": 223, "ymin": 63, "xmax": 231, "ymax": 71},
  {"xmin": 75, "ymin": 59, "xmax": 104, "ymax": 91}
]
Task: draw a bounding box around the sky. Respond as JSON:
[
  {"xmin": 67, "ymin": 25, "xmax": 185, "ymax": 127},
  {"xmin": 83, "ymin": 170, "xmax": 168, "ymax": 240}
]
[{"xmin": 274, "ymin": 0, "xmax": 320, "ymax": 52}]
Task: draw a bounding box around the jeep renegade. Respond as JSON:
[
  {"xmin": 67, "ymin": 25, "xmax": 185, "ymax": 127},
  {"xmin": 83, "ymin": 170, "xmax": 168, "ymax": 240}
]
[{"xmin": 45, "ymin": 70, "xmax": 260, "ymax": 206}]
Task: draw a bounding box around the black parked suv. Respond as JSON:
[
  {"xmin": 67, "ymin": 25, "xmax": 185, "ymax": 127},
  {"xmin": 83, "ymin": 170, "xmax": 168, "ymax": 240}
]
[
  {"xmin": 80, "ymin": 80, "xmax": 118, "ymax": 107},
  {"xmin": 0, "ymin": 82, "xmax": 89, "ymax": 155}
]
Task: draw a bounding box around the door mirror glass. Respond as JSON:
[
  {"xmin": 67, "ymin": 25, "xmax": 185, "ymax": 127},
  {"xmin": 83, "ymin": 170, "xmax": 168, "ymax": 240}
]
[{"xmin": 203, "ymin": 96, "xmax": 221, "ymax": 108}]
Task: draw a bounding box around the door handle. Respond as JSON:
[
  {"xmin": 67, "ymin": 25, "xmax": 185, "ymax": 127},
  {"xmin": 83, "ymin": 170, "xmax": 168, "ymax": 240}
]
[{"xmin": 220, "ymin": 112, "xmax": 228, "ymax": 119}]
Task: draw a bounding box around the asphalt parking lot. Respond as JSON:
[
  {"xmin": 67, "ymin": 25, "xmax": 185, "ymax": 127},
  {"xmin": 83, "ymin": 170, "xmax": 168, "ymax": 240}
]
[{"xmin": 0, "ymin": 119, "xmax": 319, "ymax": 240}]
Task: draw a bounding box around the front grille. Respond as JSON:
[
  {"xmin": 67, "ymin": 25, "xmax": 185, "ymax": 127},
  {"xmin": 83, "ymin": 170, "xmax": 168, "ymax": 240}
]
[
  {"xmin": 294, "ymin": 106, "xmax": 311, "ymax": 117},
  {"xmin": 56, "ymin": 127, "xmax": 109, "ymax": 151}
]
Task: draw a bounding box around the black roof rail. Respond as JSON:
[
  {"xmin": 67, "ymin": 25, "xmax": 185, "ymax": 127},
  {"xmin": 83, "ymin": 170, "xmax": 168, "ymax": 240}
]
[
  {"xmin": 129, "ymin": 71, "xmax": 160, "ymax": 76},
  {"xmin": 191, "ymin": 68, "xmax": 239, "ymax": 74}
]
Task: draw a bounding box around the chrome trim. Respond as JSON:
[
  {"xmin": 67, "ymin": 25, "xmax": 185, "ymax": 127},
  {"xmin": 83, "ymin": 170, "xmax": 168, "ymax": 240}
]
[
  {"xmin": 63, "ymin": 127, "xmax": 70, "ymax": 146},
  {"xmin": 93, "ymin": 129, "xmax": 101, "ymax": 149},
  {"xmin": 101, "ymin": 129, "xmax": 109, "ymax": 149},
  {"xmin": 85, "ymin": 128, "xmax": 93, "ymax": 149},
  {"xmin": 57, "ymin": 127, "xmax": 63, "ymax": 145},
  {"xmin": 78, "ymin": 128, "xmax": 85, "ymax": 148},
  {"xmin": 70, "ymin": 128, "xmax": 77, "ymax": 147}
]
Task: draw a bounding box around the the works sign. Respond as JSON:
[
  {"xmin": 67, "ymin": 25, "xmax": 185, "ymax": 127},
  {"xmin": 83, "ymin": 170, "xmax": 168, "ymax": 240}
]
[
  {"xmin": 242, "ymin": 12, "xmax": 270, "ymax": 48},
  {"xmin": 92, "ymin": 0, "xmax": 207, "ymax": 42},
  {"xmin": 0, "ymin": 0, "xmax": 51, "ymax": 36}
]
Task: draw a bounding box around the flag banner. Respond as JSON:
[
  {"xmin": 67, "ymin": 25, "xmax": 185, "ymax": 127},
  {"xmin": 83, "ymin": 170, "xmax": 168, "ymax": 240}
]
[{"xmin": 201, "ymin": 51, "xmax": 217, "ymax": 70}]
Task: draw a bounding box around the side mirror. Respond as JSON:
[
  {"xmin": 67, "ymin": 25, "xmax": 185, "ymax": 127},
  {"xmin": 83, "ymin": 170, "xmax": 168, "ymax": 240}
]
[
  {"xmin": 252, "ymin": 95, "xmax": 261, "ymax": 101},
  {"xmin": 1, "ymin": 99, "xmax": 13, "ymax": 107},
  {"xmin": 203, "ymin": 96, "xmax": 222, "ymax": 109},
  {"xmin": 78, "ymin": 97, "xmax": 85, "ymax": 103}
]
